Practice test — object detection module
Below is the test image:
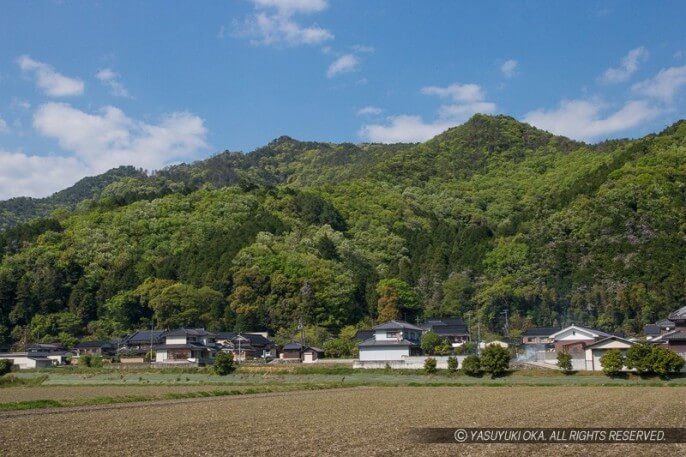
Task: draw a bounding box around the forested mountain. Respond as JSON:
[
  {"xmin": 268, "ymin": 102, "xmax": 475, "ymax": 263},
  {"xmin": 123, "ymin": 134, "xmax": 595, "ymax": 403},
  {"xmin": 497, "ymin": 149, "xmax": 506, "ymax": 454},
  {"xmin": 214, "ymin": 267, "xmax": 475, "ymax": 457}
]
[{"xmin": 0, "ymin": 114, "xmax": 684, "ymax": 348}]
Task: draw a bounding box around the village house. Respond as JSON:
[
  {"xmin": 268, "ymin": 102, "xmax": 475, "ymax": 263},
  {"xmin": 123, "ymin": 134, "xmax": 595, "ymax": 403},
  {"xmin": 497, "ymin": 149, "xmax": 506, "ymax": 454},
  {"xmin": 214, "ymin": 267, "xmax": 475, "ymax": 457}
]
[
  {"xmin": 215, "ymin": 332, "xmax": 277, "ymax": 360},
  {"xmin": 74, "ymin": 341, "xmax": 116, "ymax": 358},
  {"xmin": 420, "ymin": 318, "xmax": 470, "ymax": 347},
  {"xmin": 0, "ymin": 351, "xmax": 54, "ymax": 369},
  {"xmin": 549, "ymin": 325, "xmax": 612, "ymax": 353},
  {"xmin": 358, "ymin": 320, "xmax": 423, "ymax": 361},
  {"xmin": 583, "ymin": 336, "xmax": 635, "ymax": 371},
  {"xmin": 154, "ymin": 328, "xmax": 218, "ymax": 366},
  {"xmin": 120, "ymin": 330, "xmax": 166, "ymax": 355},
  {"xmin": 521, "ymin": 327, "xmax": 560, "ymax": 345},
  {"xmin": 303, "ymin": 346, "xmax": 324, "ymax": 363}
]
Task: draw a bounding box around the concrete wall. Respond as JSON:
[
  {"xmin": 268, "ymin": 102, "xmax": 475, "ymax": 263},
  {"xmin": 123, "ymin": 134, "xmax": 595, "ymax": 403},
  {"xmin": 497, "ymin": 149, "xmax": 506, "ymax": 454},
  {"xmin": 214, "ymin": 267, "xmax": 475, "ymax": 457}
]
[
  {"xmin": 354, "ymin": 355, "xmax": 467, "ymax": 369},
  {"xmin": 359, "ymin": 346, "xmax": 409, "ymax": 361}
]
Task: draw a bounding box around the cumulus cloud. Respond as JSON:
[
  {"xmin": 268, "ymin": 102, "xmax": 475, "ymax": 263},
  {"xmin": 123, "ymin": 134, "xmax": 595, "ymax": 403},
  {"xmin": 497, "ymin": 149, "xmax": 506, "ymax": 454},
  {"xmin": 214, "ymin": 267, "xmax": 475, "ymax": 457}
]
[
  {"xmin": 0, "ymin": 150, "xmax": 89, "ymax": 200},
  {"xmin": 359, "ymin": 82, "xmax": 496, "ymax": 143},
  {"xmin": 357, "ymin": 106, "xmax": 382, "ymax": 116},
  {"xmin": 501, "ymin": 59, "xmax": 518, "ymax": 78},
  {"xmin": 234, "ymin": 0, "xmax": 333, "ymax": 46},
  {"xmin": 631, "ymin": 65, "xmax": 686, "ymax": 102},
  {"xmin": 358, "ymin": 115, "xmax": 455, "ymax": 143},
  {"xmin": 17, "ymin": 55, "xmax": 84, "ymax": 97},
  {"xmin": 33, "ymin": 102, "xmax": 207, "ymax": 173},
  {"xmin": 523, "ymin": 98, "xmax": 661, "ymax": 140},
  {"xmin": 327, "ymin": 54, "xmax": 359, "ymax": 78},
  {"xmin": 600, "ymin": 47, "xmax": 648, "ymax": 83},
  {"xmin": 96, "ymin": 68, "xmax": 130, "ymax": 97}
]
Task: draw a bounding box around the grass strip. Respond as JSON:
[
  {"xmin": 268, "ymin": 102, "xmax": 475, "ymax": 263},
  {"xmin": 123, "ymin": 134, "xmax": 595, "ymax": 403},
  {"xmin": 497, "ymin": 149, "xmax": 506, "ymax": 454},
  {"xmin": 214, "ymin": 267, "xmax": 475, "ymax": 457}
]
[{"xmin": 0, "ymin": 383, "xmax": 355, "ymax": 412}]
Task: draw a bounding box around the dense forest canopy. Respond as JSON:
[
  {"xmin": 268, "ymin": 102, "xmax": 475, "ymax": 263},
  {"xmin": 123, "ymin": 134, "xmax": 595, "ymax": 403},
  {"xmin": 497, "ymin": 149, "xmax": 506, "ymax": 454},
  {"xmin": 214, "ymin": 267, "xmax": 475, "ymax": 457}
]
[{"xmin": 0, "ymin": 114, "xmax": 685, "ymax": 348}]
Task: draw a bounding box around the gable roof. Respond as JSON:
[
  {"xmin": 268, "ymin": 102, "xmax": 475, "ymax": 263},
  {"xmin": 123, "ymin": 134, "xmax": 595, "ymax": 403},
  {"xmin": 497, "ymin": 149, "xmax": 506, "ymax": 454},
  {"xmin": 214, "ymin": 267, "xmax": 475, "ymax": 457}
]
[
  {"xmin": 661, "ymin": 330, "xmax": 686, "ymax": 341},
  {"xmin": 303, "ymin": 346, "xmax": 324, "ymax": 354},
  {"xmin": 549, "ymin": 325, "xmax": 610, "ymax": 340},
  {"xmin": 656, "ymin": 319, "xmax": 675, "ymax": 328},
  {"xmin": 522, "ymin": 327, "xmax": 561, "ymax": 337},
  {"xmin": 420, "ymin": 317, "xmax": 467, "ymax": 330},
  {"xmin": 373, "ymin": 320, "xmax": 423, "ymax": 331},
  {"xmin": 668, "ymin": 306, "xmax": 686, "ymax": 321},
  {"xmin": 124, "ymin": 330, "xmax": 166, "ymax": 344},
  {"xmin": 584, "ymin": 336, "xmax": 635, "ymax": 349},
  {"xmin": 164, "ymin": 328, "xmax": 215, "ymax": 338}
]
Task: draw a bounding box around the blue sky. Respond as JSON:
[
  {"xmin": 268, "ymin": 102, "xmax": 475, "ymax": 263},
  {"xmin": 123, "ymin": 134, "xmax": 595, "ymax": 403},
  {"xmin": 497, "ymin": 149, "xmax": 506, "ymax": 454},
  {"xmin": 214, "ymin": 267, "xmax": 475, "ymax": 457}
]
[{"xmin": 1, "ymin": 0, "xmax": 685, "ymax": 199}]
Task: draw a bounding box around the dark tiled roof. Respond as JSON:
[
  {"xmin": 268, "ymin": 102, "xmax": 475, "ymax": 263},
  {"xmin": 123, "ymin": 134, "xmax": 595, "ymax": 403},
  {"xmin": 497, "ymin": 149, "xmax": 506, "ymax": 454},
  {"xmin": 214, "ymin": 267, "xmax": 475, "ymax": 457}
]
[
  {"xmin": 155, "ymin": 343, "xmax": 212, "ymax": 350},
  {"xmin": 242, "ymin": 333, "xmax": 274, "ymax": 346},
  {"xmin": 662, "ymin": 331, "xmax": 686, "ymax": 341},
  {"xmin": 668, "ymin": 306, "xmax": 686, "ymax": 321},
  {"xmin": 75, "ymin": 341, "xmax": 114, "ymax": 349},
  {"xmin": 358, "ymin": 337, "xmax": 418, "ymax": 347},
  {"xmin": 283, "ymin": 342, "xmax": 303, "ymax": 350},
  {"xmin": 124, "ymin": 330, "xmax": 166, "ymax": 344},
  {"xmin": 656, "ymin": 319, "xmax": 675, "ymax": 328},
  {"xmin": 373, "ymin": 320, "xmax": 423, "ymax": 331},
  {"xmin": 433, "ymin": 325, "xmax": 468, "ymax": 336},
  {"xmin": 420, "ymin": 317, "xmax": 467, "ymax": 330},
  {"xmin": 522, "ymin": 327, "xmax": 561, "ymax": 337},
  {"xmin": 354, "ymin": 330, "xmax": 374, "ymax": 341},
  {"xmin": 304, "ymin": 347, "xmax": 324, "ymax": 354},
  {"xmin": 164, "ymin": 328, "xmax": 216, "ymax": 338},
  {"xmin": 643, "ymin": 324, "xmax": 661, "ymax": 336},
  {"xmin": 215, "ymin": 332, "xmax": 236, "ymax": 340}
]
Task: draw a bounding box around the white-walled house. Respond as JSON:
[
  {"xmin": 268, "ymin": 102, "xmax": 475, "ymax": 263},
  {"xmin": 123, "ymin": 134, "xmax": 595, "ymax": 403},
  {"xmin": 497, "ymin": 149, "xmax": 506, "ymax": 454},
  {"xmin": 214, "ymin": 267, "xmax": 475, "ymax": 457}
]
[
  {"xmin": 583, "ymin": 336, "xmax": 635, "ymax": 371},
  {"xmin": 358, "ymin": 320, "xmax": 422, "ymax": 361},
  {"xmin": 154, "ymin": 328, "xmax": 217, "ymax": 366},
  {"xmin": 0, "ymin": 352, "xmax": 54, "ymax": 369},
  {"xmin": 549, "ymin": 325, "xmax": 611, "ymax": 353}
]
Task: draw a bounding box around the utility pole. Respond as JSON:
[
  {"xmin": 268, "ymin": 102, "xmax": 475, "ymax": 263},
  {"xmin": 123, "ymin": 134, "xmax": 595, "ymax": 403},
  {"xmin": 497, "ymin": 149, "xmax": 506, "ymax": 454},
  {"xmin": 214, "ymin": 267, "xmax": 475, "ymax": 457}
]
[
  {"xmin": 477, "ymin": 319, "xmax": 481, "ymax": 356},
  {"xmin": 502, "ymin": 309, "xmax": 509, "ymax": 341},
  {"xmin": 298, "ymin": 317, "xmax": 304, "ymax": 362},
  {"xmin": 150, "ymin": 319, "xmax": 154, "ymax": 365}
]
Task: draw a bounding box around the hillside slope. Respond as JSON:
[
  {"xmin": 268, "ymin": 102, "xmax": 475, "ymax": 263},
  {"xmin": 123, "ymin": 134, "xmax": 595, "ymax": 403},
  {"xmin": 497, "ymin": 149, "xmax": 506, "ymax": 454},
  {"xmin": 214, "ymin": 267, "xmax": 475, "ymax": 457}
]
[{"xmin": 0, "ymin": 115, "xmax": 684, "ymax": 348}]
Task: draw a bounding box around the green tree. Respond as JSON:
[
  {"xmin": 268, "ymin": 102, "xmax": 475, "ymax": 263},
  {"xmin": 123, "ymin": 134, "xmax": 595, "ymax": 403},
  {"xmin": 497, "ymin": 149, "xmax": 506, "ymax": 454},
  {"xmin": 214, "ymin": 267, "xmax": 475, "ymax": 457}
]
[
  {"xmin": 649, "ymin": 346, "xmax": 685, "ymax": 377},
  {"xmin": 375, "ymin": 279, "xmax": 420, "ymax": 322},
  {"xmin": 420, "ymin": 331, "xmax": 444, "ymax": 355},
  {"xmin": 462, "ymin": 355, "xmax": 481, "ymax": 376},
  {"xmin": 625, "ymin": 342, "xmax": 654, "ymax": 374},
  {"xmin": 556, "ymin": 352, "xmax": 573, "ymax": 374},
  {"xmin": 0, "ymin": 359, "xmax": 12, "ymax": 376},
  {"xmin": 213, "ymin": 351, "xmax": 235, "ymax": 375},
  {"xmin": 447, "ymin": 356, "xmax": 458, "ymax": 373},
  {"xmin": 424, "ymin": 357, "xmax": 437, "ymax": 374},
  {"xmin": 600, "ymin": 349, "xmax": 624, "ymax": 377},
  {"xmin": 480, "ymin": 344, "xmax": 510, "ymax": 377}
]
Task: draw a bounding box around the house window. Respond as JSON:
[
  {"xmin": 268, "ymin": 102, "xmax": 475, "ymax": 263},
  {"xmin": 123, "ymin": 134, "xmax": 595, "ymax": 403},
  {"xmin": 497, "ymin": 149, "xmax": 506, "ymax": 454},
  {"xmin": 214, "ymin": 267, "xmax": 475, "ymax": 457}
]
[{"xmin": 386, "ymin": 331, "xmax": 400, "ymax": 339}]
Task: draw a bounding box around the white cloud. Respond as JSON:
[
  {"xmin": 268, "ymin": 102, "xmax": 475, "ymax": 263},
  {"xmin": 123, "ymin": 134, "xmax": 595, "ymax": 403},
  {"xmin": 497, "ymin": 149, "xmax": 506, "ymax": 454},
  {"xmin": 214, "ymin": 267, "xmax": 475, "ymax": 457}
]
[
  {"xmin": 359, "ymin": 82, "xmax": 497, "ymax": 143},
  {"xmin": 600, "ymin": 47, "xmax": 648, "ymax": 83},
  {"xmin": 96, "ymin": 68, "xmax": 130, "ymax": 98},
  {"xmin": 358, "ymin": 115, "xmax": 454, "ymax": 143},
  {"xmin": 327, "ymin": 54, "xmax": 359, "ymax": 78},
  {"xmin": 0, "ymin": 150, "xmax": 89, "ymax": 200},
  {"xmin": 235, "ymin": 0, "xmax": 333, "ymax": 46},
  {"xmin": 0, "ymin": 116, "xmax": 8, "ymax": 134},
  {"xmin": 501, "ymin": 59, "xmax": 518, "ymax": 78},
  {"xmin": 17, "ymin": 55, "xmax": 84, "ymax": 96},
  {"xmin": 523, "ymin": 98, "xmax": 661, "ymax": 140},
  {"xmin": 33, "ymin": 102, "xmax": 208, "ymax": 173},
  {"xmin": 252, "ymin": 0, "xmax": 328, "ymax": 14},
  {"xmin": 631, "ymin": 65, "xmax": 686, "ymax": 102},
  {"xmin": 357, "ymin": 106, "xmax": 382, "ymax": 116},
  {"xmin": 420, "ymin": 83, "xmax": 485, "ymax": 103}
]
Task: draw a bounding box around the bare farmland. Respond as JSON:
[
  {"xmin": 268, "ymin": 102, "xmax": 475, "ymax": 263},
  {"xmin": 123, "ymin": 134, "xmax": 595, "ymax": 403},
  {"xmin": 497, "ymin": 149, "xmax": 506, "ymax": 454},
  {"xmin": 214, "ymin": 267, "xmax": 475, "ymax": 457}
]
[{"xmin": 0, "ymin": 386, "xmax": 683, "ymax": 456}]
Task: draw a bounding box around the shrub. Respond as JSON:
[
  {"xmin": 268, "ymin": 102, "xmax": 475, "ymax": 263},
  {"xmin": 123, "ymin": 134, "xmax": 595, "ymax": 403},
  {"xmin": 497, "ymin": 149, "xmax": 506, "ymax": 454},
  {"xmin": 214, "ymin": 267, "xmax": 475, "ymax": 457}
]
[
  {"xmin": 213, "ymin": 351, "xmax": 235, "ymax": 376},
  {"xmin": 78, "ymin": 354, "xmax": 92, "ymax": 367},
  {"xmin": 625, "ymin": 342, "xmax": 654, "ymax": 374},
  {"xmin": 0, "ymin": 359, "xmax": 12, "ymax": 376},
  {"xmin": 420, "ymin": 331, "xmax": 444, "ymax": 355},
  {"xmin": 556, "ymin": 352, "xmax": 573, "ymax": 374},
  {"xmin": 600, "ymin": 349, "xmax": 624, "ymax": 377},
  {"xmin": 462, "ymin": 355, "xmax": 481, "ymax": 376},
  {"xmin": 143, "ymin": 351, "xmax": 155, "ymax": 363},
  {"xmin": 447, "ymin": 356, "xmax": 458, "ymax": 373},
  {"xmin": 89, "ymin": 355, "xmax": 103, "ymax": 368},
  {"xmin": 649, "ymin": 346, "xmax": 685, "ymax": 377},
  {"xmin": 424, "ymin": 357, "xmax": 437, "ymax": 374},
  {"xmin": 480, "ymin": 344, "xmax": 510, "ymax": 377}
]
